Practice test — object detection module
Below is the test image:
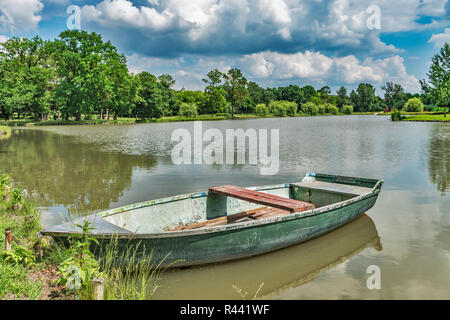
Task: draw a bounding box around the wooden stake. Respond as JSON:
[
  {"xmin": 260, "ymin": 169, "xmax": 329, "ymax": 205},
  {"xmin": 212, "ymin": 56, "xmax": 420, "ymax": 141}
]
[
  {"xmin": 92, "ymin": 277, "xmax": 104, "ymax": 300},
  {"xmin": 5, "ymin": 228, "xmax": 12, "ymax": 251}
]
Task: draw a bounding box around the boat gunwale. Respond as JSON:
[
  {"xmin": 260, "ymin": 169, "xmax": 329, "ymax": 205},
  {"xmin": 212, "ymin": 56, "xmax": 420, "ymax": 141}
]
[{"xmin": 42, "ymin": 177, "xmax": 383, "ymax": 239}]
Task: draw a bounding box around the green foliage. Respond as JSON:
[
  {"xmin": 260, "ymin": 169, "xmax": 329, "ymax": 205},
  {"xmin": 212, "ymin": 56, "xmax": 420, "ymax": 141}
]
[
  {"xmin": 302, "ymin": 102, "xmax": 318, "ymax": 115},
  {"xmin": 255, "ymin": 104, "xmax": 268, "ymax": 116},
  {"xmin": 216, "ymin": 113, "xmax": 231, "ymax": 117},
  {"xmin": 327, "ymin": 105, "xmax": 339, "ymax": 114},
  {"xmin": 1, "ymin": 246, "xmax": 36, "ymax": 268},
  {"xmin": 177, "ymin": 91, "xmax": 206, "ymax": 109},
  {"xmin": 317, "ymin": 104, "xmax": 325, "ymax": 114},
  {"xmin": 336, "ymin": 86, "xmax": 350, "ymax": 109},
  {"xmin": 403, "ymin": 97, "xmax": 424, "ymax": 112},
  {"xmin": 268, "ymin": 100, "xmax": 297, "ymax": 116},
  {"xmin": 0, "ymin": 262, "xmax": 41, "ymax": 299},
  {"xmin": 420, "ymin": 43, "xmax": 450, "ymax": 116},
  {"xmin": 57, "ymin": 221, "xmax": 103, "ymax": 298},
  {"xmin": 391, "ymin": 108, "xmax": 404, "ymax": 121},
  {"xmin": 285, "ymin": 101, "xmax": 297, "ymax": 116},
  {"xmin": 179, "ymin": 103, "xmax": 198, "ymax": 118},
  {"xmin": 382, "ymin": 82, "xmax": 406, "ymax": 110},
  {"xmin": 0, "ymin": 174, "xmax": 11, "ymax": 196},
  {"xmin": 350, "ymin": 83, "xmax": 378, "ymax": 112},
  {"xmin": 223, "ymin": 68, "xmax": 249, "ymax": 118},
  {"xmin": 134, "ymin": 72, "xmax": 164, "ymax": 119},
  {"xmin": 98, "ymin": 237, "xmax": 169, "ymax": 300},
  {"xmin": 0, "ymin": 36, "xmax": 54, "ymax": 121},
  {"xmin": 0, "ymin": 176, "xmax": 42, "ymax": 299},
  {"xmin": 342, "ymin": 105, "xmax": 353, "ymax": 114},
  {"xmin": 10, "ymin": 187, "xmax": 24, "ymax": 205}
]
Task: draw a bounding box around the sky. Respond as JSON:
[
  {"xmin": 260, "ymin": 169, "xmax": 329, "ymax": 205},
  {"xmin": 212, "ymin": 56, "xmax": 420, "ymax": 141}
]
[{"xmin": 1, "ymin": 0, "xmax": 450, "ymax": 94}]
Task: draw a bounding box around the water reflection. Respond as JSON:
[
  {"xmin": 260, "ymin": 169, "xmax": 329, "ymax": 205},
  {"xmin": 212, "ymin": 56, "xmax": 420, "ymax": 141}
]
[
  {"xmin": 0, "ymin": 129, "xmax": 156, "ymax": 213},
  {"xmin": 428, "ymin": 124, "xmax": 450, "ymax": 194},
  {"xmin": 153, "ymin": 214, "xmax": 381, "ymax": 300}
]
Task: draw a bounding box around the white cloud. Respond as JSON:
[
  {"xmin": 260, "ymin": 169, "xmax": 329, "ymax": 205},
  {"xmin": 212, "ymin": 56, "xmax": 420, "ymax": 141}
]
[
  {"xmin": 429, "ymin": 28, "xmax": 450, "ymax": 47},
  {"xmin": 239, "ymin": 51, "xmax": 419, "ymax": 92},
  {"xmin": 81, "ymin": 0, "xmax": 428, "ymax": 57},
  {"xmin": 0, "ymin": 35, "xmax": 9, "ymax": 43},
  {"xmin": 0, "ymin": 0, "xmax": 43, "ymax": 32},
  {"xmin": 127, "ymin": 49, "xmax": 420, "ymax": 93}
]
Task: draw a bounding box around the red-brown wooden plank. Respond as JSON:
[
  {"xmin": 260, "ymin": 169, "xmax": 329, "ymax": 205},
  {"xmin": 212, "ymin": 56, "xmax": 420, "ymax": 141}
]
[{"xmin": 209, "ymin": 185, "xmax": 315, "ymax": 212}]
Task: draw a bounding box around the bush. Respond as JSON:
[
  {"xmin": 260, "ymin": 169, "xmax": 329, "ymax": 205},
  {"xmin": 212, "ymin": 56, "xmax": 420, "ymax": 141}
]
[
  {"xmin": 403, "ymin": 98, "xmax": 423, "ymax": 113},
  {"xmin": 179, "ymin": 103, "xmax": 198, "ymax": 118},
  {"xmin": 273, "ymin": 104, "xmax": 287, "ymax": 117},
  {"xmin": 302, "ymin": 102, "xmax": 318, "ymax": 115},
  {"xmin": 391, "ymin": 108, "xmax": 404, "ymax": 121},
  {"xmin": 342, "ymin": 105, "xmax": 353, "ymax": 114},
  {"xmin": 268, "ymin": 100, "xmax": 297, "ymax": 117},
  {"xmin": 327, "ymin": 105, "xmax": 339, "ymax": 114},
  {"xmin": 255, "ymin": 104, "xmax": 268, "ymax": 116},
  {"xmin": 285, "ymin": 102, "xmax": 297, "ymax": 116},
  {"xmin": 317, "ymin": 104, "xmax": 325, "ymax": 114}
]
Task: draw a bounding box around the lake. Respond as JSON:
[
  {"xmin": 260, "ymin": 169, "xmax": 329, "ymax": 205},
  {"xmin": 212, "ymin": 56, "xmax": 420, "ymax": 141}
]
[{"xmin": 0, "ymin": 115, "xmax": 449, "ymax": 299}]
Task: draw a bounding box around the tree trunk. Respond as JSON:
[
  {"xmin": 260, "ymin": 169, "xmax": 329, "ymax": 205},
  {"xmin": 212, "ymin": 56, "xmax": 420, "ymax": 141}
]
[
  {"xmin": 76, "ymin": 112, "xmax": 81, "ymax": 121},
  {"xmin": 34, "ymin": 112, "xmax": 40, "ymax": 121},
  {"xmin": 100, "ymin": 109, "xmax": 103, "ymax": 120},
  {"xmin": 113, "ymin": 113, "xmax": 118, "ymax": 120},
  {"xmin": 106, "ymin": 108, "xmax": 110, "ymax": 120}
]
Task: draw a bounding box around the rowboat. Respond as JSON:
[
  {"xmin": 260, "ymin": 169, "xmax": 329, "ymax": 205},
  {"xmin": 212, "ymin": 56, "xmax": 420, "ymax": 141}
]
[{"xmin": 40, "ymin": 173, "xmax": 383, "ymax": 268}]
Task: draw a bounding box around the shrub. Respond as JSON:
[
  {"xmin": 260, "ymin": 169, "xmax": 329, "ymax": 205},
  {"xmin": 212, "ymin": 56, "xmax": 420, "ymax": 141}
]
[
  {"xmin": 284, "ymin": 101, "xmax": 297, "ymax": 116},
  {"xmin": 302, "ymin": 102, "xmax": 318, "ymax": 115},
  {"xmin": 179, "ymin": 103, "xmax": 198, "ymax": 118},
  {"xmin": 57, "ymin": 221, "xmax": 103, "ymax": 299},
  {"xmin": 391, "ymin": 108, "xmax": 404, "ymax": 121},
  {"xmin": 268, "ymin": 100, "xmax": 297, "ymax": 117},
  {"xmin": 342, "ymin": 105, "xmax": 353, "ymax": 114},
  {"xmin": 403, "ymin": 97, "xmax": 423, "ymax": 113},
  {"xmin": 255, "ymin": 104, "xmax": 269, "ymax": 116},
  {"xmin": 273, "ymin": 104, "xmax": 287, "ymax": 116},
  {"xmin": 317, "ymin": 104, "xmax": 325, "ymax": 114},
  {"xmin": 327, "ymin": 105, "xmax": 339, "ymax": 114},
  {"xmin": 1, "ymin": 246, "xmax": 36, "ymax": 268}
]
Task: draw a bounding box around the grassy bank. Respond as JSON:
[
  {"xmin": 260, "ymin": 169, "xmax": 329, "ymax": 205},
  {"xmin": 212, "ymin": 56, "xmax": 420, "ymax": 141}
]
[
  {"xmin": 0, "ymin": 118, "xmax": 137, "ymax": 127},
  {"xmin": 0, "ymin": 174, "xmax": 46, "ymax": 299},
  {"xmin": 0, "ymin": 112, "xmax": 377, "ymax": 127},
  {"xmin": 0, "ymin": 174, "xmax": 166, "ymax": 300},
  {"xmin": 402, "ymin": 114, "xmax": 450, "ymax": 122},
  {"xmin": 377, "ymin": 111, "xmax": 443, "ymax": 116}
]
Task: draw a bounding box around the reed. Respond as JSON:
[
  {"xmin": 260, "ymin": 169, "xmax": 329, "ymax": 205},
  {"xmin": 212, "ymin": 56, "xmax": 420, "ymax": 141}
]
[{"xmin": 95, "ymin": 236, "xmax": 173, "ymax": 300}]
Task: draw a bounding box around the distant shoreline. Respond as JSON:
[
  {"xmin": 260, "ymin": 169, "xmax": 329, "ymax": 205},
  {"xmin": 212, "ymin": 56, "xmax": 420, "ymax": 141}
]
[{"xmin": 0, "ymin": 112, "xmax": 378, "ymax": 127}]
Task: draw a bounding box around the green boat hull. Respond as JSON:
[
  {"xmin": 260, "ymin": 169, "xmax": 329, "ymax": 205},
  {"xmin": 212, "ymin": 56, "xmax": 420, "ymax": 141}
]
[{"xmin": 43, "ymin": 173, "xmax": 383, "ymax": 268}]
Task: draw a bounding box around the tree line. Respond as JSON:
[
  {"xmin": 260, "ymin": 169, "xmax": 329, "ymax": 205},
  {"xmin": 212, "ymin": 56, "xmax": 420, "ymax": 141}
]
[{"xmin": 0, "ymin": 30, "xmax": 447, "ymax": 121}]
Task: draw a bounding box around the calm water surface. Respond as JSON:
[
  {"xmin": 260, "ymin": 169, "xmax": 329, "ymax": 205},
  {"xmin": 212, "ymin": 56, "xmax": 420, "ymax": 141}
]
[{"xmin": 0, "ymin": 115, "xmax": 449, "ymax": 299}]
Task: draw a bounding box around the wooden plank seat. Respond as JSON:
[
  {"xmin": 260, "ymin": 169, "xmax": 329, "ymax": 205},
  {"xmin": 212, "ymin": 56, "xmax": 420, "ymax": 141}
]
[
  {"xmin": 209, "ymin": 185, "xmax": 315, "ymax": 213},
  {"xmin": 167, "ymin": 206, "xmax": 291, "ymax": 232}
]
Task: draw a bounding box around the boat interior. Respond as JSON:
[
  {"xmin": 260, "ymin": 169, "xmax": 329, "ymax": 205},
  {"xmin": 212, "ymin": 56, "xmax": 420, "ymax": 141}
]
[{"xmin": 99, "ymin": 176, "xmax": 376, "ymax": 234}]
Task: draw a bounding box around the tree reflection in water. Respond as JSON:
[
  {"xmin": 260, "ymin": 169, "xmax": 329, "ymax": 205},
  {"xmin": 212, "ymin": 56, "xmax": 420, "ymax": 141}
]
[
  {"xmin": 0, "ymin": 129, "xmax": 156, "ymax": 212},
  {"xmin": 428, "ymin": 124, "xmax": 450, "ymax": 195}
]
